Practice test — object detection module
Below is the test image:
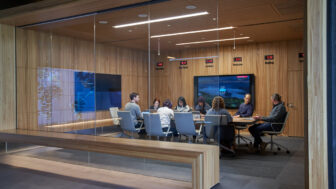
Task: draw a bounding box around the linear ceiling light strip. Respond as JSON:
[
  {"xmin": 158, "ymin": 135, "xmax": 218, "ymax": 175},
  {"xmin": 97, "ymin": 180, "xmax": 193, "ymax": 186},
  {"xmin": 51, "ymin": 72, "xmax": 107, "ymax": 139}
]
[
  {"xmin": 176, "ymin": 37, "xmax": 250, "ymax": 46},
  {"xmin": 151, "ymin": 26, "xmax": 234, "ymax": 38},
  {"xmin": 113, "ymin": 11, "xmax": 209, "ymax": 28}
]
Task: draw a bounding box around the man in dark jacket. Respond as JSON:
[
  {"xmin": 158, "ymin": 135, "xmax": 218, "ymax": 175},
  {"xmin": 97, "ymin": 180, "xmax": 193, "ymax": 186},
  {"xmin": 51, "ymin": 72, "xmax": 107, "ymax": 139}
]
[
  {"xmin": 249, "ymin": 93, "xmax": 287, "ymax": 151},
  {"xmin": 234, "ymin": 94, "xmax": 254, "ymax": 117}
]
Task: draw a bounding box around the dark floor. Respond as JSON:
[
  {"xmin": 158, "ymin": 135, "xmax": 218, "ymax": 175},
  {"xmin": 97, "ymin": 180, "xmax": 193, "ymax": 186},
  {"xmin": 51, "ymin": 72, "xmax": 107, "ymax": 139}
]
[{"xmin": 0, "ymin": 135, "xmax": 304, "ymax": 189}]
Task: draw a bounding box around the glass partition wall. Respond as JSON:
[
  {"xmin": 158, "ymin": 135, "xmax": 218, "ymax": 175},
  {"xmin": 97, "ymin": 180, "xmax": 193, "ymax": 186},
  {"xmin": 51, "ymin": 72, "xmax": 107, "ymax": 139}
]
[{"xmin": 14, "ymin": 0, "xmax": 226, "ymax": 183}]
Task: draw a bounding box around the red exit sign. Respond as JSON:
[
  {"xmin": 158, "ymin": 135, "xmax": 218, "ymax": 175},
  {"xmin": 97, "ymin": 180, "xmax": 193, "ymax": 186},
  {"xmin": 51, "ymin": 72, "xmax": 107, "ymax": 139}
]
[
  {"xmin": 233, "ymin": 57, "xmax": 242, "ymax": 62},
  {"xmin": 180, "ymin": 61, "xmax": 188, "ymax": 65},
  {"xmin": 156, "ymin": 62, "xmax": 163, "ymax": 67},
  {"xmin": 264, "ymin": 55, "xmax": 274, "ymax": 60},
  {"xmin": 205, "ymin": 59, "xmax": 213, "ymax": 64}
]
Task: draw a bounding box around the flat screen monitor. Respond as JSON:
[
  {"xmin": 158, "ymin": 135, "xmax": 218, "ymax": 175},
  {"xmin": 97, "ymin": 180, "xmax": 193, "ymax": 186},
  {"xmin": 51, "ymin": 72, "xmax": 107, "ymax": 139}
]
[
  {"xmin": 75, "ymin": 72, "xmax": 121, "ymax": 112},
  {"xmin": 194, "ymin": 74, "xmax": 255, "ymax": 109}
]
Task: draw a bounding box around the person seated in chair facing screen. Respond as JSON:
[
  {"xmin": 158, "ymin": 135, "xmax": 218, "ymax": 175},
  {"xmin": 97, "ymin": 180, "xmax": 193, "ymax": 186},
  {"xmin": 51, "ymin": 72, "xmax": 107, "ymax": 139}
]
[
  {"xmin": 195, "ymin": 96, "xmax": 211, "ymax": 115},
  {"xmin": 233, "ymin": 94, "xmax": 254, "ymax": 118},
  {"xmin": 206, "ymin": 96, "xmax": 234, "ymax": 150},
  {"xmin": 125, "ymin": 92, "xmax": 143, "ymax": 128},
  {"xmin": 149, "ymin": 98, "xmax": 160, "ymax": 110},
  {"xmin": 157, "ymin": 99, "xmax": 178, "ymax": 136},
  {"xmin": 249, "ymin": 93, "xmax": 287, "ymax": 152},
  {"xmin": 175, "ymin": 96, "xmax": 192, "ymax": 112}
]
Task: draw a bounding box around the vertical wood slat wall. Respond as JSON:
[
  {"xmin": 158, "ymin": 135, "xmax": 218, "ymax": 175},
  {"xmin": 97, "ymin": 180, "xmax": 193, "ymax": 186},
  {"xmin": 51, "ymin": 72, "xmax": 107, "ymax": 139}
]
[
  {"xmin": 16, "ymin": 28, "xmax": 148, "ymax": 132},
  {"xmin": 0, "ymin": 24, "xmax": 16, "ymax": 131},
  {"xmin": 151, "ymin": 40, "xmax": 304, "ymax": 137},
  {"xmin": 15, "ymin": 27, "xmax": 304, "ymax": 137},
  {"xmin": 307, "ymin": 0, "xmax": 328, "ymax": 188}
]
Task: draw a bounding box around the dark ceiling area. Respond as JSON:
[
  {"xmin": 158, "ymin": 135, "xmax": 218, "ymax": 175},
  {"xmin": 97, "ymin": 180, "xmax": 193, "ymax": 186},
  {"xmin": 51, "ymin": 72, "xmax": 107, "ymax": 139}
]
[{"xmin": 0, "ymin": 0, "xmax": 44, "ymax": 10}]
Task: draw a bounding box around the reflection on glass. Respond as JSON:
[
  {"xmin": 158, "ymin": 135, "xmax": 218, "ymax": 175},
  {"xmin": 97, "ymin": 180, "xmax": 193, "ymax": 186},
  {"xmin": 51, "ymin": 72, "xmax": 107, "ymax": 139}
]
[{"xmin": 38, "ymin": 68, "xmax": 121, "ymax": 127}]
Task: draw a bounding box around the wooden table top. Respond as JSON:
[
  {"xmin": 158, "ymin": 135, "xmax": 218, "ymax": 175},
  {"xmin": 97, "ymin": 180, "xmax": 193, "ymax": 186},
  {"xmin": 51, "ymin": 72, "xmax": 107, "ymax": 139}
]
[{"xmin": 232, "ymin": 117, "xmax": 256, "ymax": 124}]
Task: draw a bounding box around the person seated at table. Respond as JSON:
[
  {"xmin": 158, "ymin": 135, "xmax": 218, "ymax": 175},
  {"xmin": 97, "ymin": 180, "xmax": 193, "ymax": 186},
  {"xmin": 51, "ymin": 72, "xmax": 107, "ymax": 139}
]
[
  {"xmin": 206, "ymin": 96, "xmax": 234, "ymax": 149},
  {"xmin": 125, "ymin": 92, "xmax": 143, "ymax": 128},
  {"xmin": 157, "ymin": 99, "xmax": 178, "ymax": 136},
  {"xmin": 149, "ymin": 98, "xmax": 160, "ymax": 110},
  {"xmin": 195, "ymin": 96, "xmax": 211, "ymax": 115},
  {"xmin": 233, "ymin": 94, "xmax": 254, "ymax": 118},
  {"xmin": 248, "ymin": 93, "xmax": 287, "ymax": 151},
  {"xmin": 175, "ymin": 96, "xmax": 192, "ymax": 112}
]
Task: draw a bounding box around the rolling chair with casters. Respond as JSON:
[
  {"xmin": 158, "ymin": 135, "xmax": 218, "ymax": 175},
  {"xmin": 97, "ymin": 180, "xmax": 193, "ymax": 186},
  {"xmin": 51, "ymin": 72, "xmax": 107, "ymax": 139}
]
[
  {"xmin": 262, "ymin": 112, "xmax": 290, "ymax": 155},
  {"xmin": 235, "ymin": 124, "xmax": 252, "ymax": 146},
  {"xmin": 143, "ymin": 113, "xmax": 172, "ymax": 141}
]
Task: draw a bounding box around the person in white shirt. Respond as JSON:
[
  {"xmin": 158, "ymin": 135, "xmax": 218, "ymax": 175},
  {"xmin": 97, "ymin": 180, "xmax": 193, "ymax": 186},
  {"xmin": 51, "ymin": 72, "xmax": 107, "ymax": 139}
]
[{"xmin": 157, "ymin": 99, "xmax": 178, "ymax": 136}]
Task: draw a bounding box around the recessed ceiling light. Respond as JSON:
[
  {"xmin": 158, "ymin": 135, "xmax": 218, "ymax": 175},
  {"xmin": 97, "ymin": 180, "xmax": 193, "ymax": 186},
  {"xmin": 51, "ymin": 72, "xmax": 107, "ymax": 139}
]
[
  {"xmin": 98, "ymin": 21, "xmax": 108, "ymax": 24},
  {"xmin": 128, "ymin": 29, "xmax": 133, "ymax": 32},
  {"xmin": 212, "ymin": 18, "xmax": 216, "ymax": 21},
  {"xmin": 151, "ymin": 26, "xmax": 234, "ymax": 38},
  {"xmin": 186, "ymin": 5, "xmax": 197, "ymax": 9},
  {"xmin": 113, "ymin": 11, "xmax": 209, "ymax": 28},
  {"xmin": 176, "ymin": 36, "xmax": 250, "ymax": 46},
  {"xmin": 167, "ymin": 24, "xmax": 171, "ymax": 27},
  {"xmin": 138, "ymin": 14, "xmax": 148, "ymax": 18}
]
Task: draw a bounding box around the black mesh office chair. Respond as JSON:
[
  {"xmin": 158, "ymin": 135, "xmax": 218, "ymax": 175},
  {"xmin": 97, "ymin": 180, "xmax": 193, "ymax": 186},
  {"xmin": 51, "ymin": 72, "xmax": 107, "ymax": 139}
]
[{"xmin": 262, "ymin": 112, "xmax": 290, "ymax": 155}]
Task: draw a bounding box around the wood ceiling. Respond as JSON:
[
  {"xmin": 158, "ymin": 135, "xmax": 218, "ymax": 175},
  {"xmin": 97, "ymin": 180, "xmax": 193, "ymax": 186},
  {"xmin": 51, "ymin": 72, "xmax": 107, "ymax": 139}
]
[{"xmin": 3, "ymin": 0, "xmax": 304, "ymax": 51}]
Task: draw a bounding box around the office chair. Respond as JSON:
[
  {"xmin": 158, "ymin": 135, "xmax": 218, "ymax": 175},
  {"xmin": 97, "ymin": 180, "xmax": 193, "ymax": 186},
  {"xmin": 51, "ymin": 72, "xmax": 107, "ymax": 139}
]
[
  {"xmin": 174, "ymin": 112, "xmax": 201, "ymax": 143},
  {"xmin": 143, "ymin": 113, "xmax": 172, "ymax": 141},
  {"xmin": 117, "ymin": 111, "xmax": 144, "ymax": 138},
  {"xmin": 262, "ymin": 112, "xmax": 290, "ymax": 155}
]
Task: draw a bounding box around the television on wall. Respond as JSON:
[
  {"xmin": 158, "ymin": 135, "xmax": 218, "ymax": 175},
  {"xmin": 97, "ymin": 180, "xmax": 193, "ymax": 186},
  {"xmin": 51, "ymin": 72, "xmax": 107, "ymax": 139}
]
[
  {"xmin": 75, "ymin": 72, "xmax": 121, "ymax": 112},
  {"xmin": 194, "ymin": 74, "xmax": 255, "ymax": 109}
]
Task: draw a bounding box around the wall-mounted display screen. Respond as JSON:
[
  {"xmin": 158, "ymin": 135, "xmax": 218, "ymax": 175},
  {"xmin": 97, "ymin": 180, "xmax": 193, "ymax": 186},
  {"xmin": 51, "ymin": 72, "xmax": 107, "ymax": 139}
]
[
  {"xmin": 75, "ymin": 72, "xmax": 121, "ymax": 112},
  {"xmin": 194, "ymin": 74, "xmax": 255, "ymax": 109}
]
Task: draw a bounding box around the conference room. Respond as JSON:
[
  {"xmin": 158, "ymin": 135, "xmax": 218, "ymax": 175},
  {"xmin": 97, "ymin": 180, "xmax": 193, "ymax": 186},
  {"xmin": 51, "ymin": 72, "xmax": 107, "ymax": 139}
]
[{"xmin": 0, "ymin": 0, "xmax": 307, "ymax": 188}]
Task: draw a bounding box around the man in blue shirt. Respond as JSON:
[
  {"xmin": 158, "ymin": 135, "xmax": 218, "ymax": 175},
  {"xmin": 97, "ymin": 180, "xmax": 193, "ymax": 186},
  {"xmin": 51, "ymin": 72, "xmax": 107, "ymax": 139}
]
[{"xmin": 234, "ymin": 94, "xmax": 254, "ymax": 118}]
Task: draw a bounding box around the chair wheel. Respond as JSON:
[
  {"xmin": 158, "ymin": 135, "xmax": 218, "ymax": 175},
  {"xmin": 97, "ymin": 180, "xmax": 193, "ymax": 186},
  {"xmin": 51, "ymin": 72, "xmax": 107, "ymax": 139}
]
[
  {"xmin": 286, "ymin": 150, "xmax": 290, "ymax": 154},
  {"xmin": 277, "ymin": 147, "xmax": 281, "ymax": 151}
]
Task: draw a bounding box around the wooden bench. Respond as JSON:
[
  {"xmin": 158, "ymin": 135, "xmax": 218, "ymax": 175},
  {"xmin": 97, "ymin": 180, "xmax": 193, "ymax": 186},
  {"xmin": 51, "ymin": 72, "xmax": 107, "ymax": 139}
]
[{"xmin": 0, "ymin": 129, "xmax": 219, "ymax": 189}]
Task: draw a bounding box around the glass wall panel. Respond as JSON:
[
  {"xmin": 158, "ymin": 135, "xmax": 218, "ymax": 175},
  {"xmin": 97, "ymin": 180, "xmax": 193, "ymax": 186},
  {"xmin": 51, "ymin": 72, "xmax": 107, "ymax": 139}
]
[{"xmin": 17, "ymin": 16, "xmax": 96, "ymax": 134}]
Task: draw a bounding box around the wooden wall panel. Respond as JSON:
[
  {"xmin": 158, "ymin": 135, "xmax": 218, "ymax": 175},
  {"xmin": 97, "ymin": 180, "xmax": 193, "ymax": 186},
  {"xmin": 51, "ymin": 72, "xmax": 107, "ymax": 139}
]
[
  {"xmin": 0, "ymin": 24, "xmax": 16, "ymax": 130},
  {"xmin": 307, "ymin": 0, "xmax": 328, "ymax": 188},
  {"xmin": 151, "ymin": 40, "xmax": 303, "ymax": 136},
  {"xmin": 16, "ymin": 28, "xmax": 149, "ymax": 132}
]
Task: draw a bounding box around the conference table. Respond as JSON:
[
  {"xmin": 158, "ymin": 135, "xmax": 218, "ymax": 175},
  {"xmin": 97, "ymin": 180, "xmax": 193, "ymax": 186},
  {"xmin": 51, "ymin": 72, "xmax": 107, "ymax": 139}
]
[{"xmin": 193, "ymin": 117, "xmax": 256, "ymax": 155}]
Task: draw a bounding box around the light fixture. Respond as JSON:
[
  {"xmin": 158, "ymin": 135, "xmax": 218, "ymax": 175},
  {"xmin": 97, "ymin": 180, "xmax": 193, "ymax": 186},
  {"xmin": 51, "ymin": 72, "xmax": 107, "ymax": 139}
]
[
  {"xmin": 151, "ymin": 26, "xmax": 234, "ymax": 38},
  {"xmin": 113, "ymin": 11, "xmax": 209, "ymax": 28},
  {"xmin": 98, "ymin": 21, "xmax": 108, "ymax": 24},
  {"xmin": 186, "ymin": 5, "xmax": 197, "ymax": 10},
  {"xmin": 168, "ymin": 56, "xmax": 218, "ymax": 61},
  {"xmin": 176, "ymin": 37, "xmax": 250, "ymax": 46},
  {"xmin": 138, "ymin": 14, "xmax": 148, "ymax": 18}
]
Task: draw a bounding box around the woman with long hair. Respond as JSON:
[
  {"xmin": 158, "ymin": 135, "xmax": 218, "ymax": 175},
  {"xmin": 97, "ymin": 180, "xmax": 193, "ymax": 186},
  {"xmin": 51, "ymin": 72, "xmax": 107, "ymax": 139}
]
[
  {"xmin": 175, "ymin": 96, "xmax": 192, "ymax": 112},
  {"xmin": 206, "ymin": 96, "xmax": 234, "ymax": 152}
]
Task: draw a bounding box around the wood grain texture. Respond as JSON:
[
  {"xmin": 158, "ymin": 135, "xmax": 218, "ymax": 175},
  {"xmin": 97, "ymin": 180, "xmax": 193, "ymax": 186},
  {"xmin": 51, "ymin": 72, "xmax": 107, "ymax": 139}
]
[
  {"xmin": 16, "ymin": 28, "xmax": 149, "ymax": 132},
  {"xmin": 307, "ymin": 0, "xmax": 328, "ymax": 188},
  {"xmin": 0, "ymin": 129, "xmax": 220, "ymax": 189},
  {"xmin": 151, "ymin": 40, "xmax": 304, "ymax": 136},
  {"xmin": 0, "ymin": 154, "xmax": 191, "ymax": 189},
  {"xmin": 0, "ymin": 24, "xmax": 16, "ymax": 130},
  {"xmin": 0, "ymin": 0, "xmax": 148, "ymax": 26}
]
